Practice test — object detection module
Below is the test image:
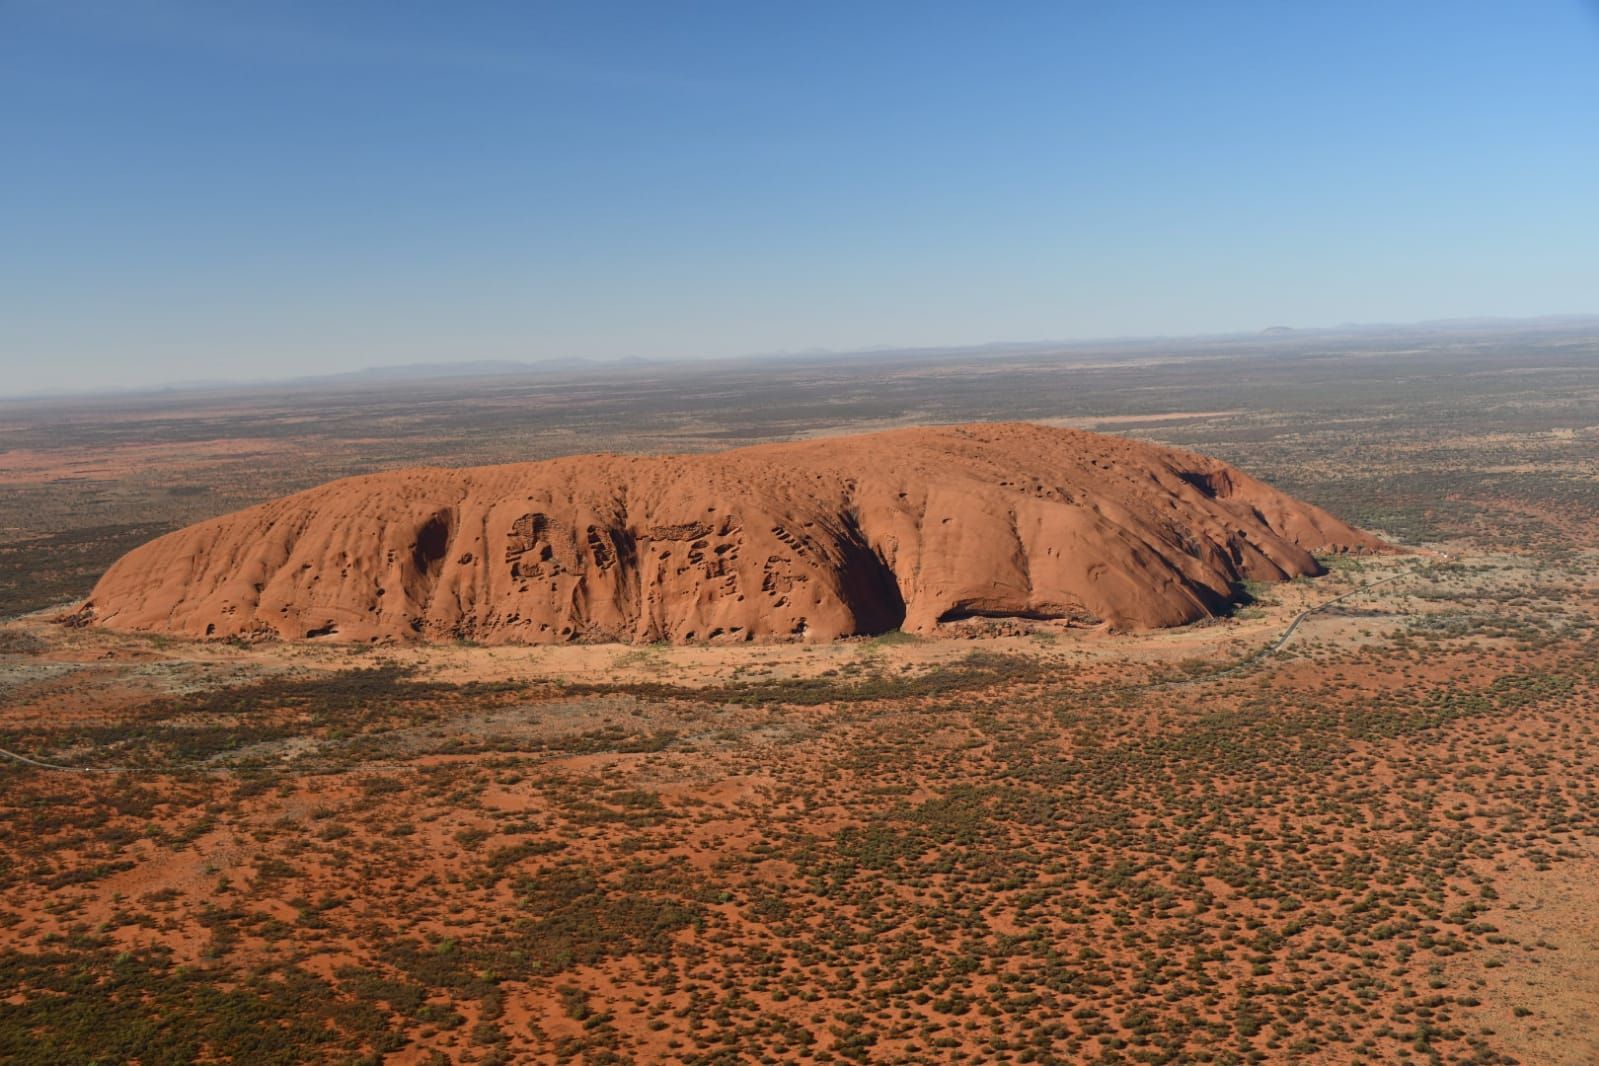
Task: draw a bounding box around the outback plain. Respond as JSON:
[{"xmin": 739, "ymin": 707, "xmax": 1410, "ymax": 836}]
[{"xmin": 2, "ymin": 321, "xmax": 1598, "ymax": 1064}]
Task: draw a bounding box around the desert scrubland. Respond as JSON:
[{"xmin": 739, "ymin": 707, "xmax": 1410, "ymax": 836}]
[{"xmin": 2, "ymin": 324, "xmax": 1598, "ymax": 1064}]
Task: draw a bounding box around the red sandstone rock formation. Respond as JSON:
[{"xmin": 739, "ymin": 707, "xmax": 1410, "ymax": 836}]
[{"xmin": 81, "ymin": 423, "xmax": 1386, "ymax": 644}]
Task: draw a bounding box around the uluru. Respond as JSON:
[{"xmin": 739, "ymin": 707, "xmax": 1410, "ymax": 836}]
[{"xmin": 79, "ymin": 423, "xmax": 1385, "ymax": 645}]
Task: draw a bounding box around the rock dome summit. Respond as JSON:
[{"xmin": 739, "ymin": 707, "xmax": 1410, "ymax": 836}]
[{"xmin": 81, "ymin": 423, "xmax": 1385, "ymax": 645}]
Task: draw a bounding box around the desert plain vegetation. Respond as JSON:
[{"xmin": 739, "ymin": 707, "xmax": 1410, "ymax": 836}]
[{"xmin": 2, "ymin": 322, "xmax": 1598, "ymax": 1064}]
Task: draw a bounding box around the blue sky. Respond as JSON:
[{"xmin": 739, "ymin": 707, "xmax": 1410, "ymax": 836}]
[{"xmin": 3, "ymin": 1, "xmax": 1598, "ymax": 394}]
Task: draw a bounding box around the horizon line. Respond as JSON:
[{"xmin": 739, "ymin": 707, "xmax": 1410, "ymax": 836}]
[{"xmin": 5, "ymin": 310, "xmax": 1597, "ymax": 404}]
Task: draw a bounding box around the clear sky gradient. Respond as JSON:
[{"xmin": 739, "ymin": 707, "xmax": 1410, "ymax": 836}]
[{"xmin": 4, "ymin": 1, "xmax": 1598, "ymax": 394}]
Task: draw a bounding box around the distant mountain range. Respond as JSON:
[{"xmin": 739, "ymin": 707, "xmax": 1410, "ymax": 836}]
[
  {"xmin": 6, "ymin": 314, "xmax": 1598, "ymax": 401},
  {"xmin": 287, "ymin": 356, "xmax": 657, "ymax": 385}
]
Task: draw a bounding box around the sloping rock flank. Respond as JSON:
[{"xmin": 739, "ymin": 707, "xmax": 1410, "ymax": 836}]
[{"xmin": 83, "ymin": 423, "xmax": 1386, "ymax": 644}]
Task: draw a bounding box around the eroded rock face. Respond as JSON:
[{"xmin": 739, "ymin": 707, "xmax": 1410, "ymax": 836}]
[{"xmin": 82, "ymin": 423, "xmax": 1387, "ymax": 644}]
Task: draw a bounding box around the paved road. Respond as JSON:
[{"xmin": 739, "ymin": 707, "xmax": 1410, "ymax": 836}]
[
  {"xmin": 1107, "ymin": 556, "xmax": 1440, "ymax": 694},
  {"xmin": 1262, "ymin": 565, "xmax": 1422, "ymax": 656},
  {"xmin": 0, "ymin": 743, "xmax": 119, "ymax": 773}
]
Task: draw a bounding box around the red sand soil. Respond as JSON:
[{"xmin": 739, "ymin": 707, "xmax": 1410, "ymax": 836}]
[{"xmin": 81, "ymin": 422, "xmax": 1383, "ymax": 645}]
